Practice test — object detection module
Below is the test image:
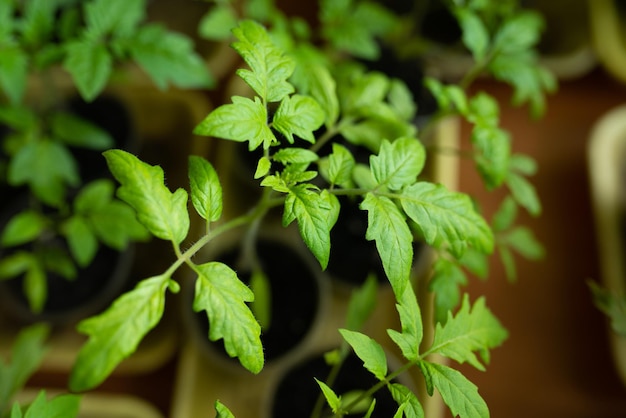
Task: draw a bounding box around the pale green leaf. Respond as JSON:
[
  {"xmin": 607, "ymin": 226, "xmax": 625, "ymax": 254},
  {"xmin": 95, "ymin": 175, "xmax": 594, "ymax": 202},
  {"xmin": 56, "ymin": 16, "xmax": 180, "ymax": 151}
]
[
  {"xmin": 325, "ymin": 143, "xmax": 355, "ymax": 188},
  {"xmin": 283, "ymin": 187, "xmax": 338, "ymax": 269},
  {"xmin": 471, "ymin": 126, "xmax": 510, "ymax": 189},
  {"xmin": 63, "ymin": 39, "xmax": 112, "ymax": 102},
  {"xmin": 198, "ymin": 5, "xmax": 238, "ymax": 41},
  {"xmin": 194, "ymin": 96, "xmax": 275, "ymax": 151},
  {"xmin": 388, "ymin": 79, "xmax": 417, "ymax": 121},
  {"xmin": 103, "ymin": 149, "xmax": 189, "ymax": 244},
  {"xmin": 307, "ymin": 64, "xmax": 339, "ymax": 127},
  {"xmin": 255, "ymin": 156, "xmax": 272, "ymax": 179},
  {"xmin": 420, "ymin": 361, "xmax": 488, "ymax": 418},
  {"xmin": 339, "ymin": 329, "xmax": 387, "ymax": 380},
  {"xmin": 506, "ymin": 172, "xmax": 541, "ymax": 216},
  {"xmin": 273, "ymin": 148, "xmax": 318, "ymax": 165},
  {"xmin": 1, "ymin": 210, "xmax": 48, "ymax": 247},
  {"xmin": 232, "ymin": 20, "xmax": 295, "ymax": 102},
  {"xmin": 70, "ymin": 275, "xmax": 169, "ymax": 391},
  {"xmin": 400, "ymin": 182, "xmax": 493, "ymax": 257},
  {"xmin": 361, "ymin": 193, "xmax": 412, "ymax": 294},
  {"xmin": 427, "ymin": 295, "xmax": 508, "ymax": 371},
  {"xmin": 491, "ymin": 196, "xmax": 517, "ymax": 232},
  {"xmin": 194, "ymin": 262, "xmax": 263, "ymax": 374},
  {"xmin": 371, "ymin": 138, "xmax": 425, "ymax": 191},
  {"xmin": 453, "ymin": 7, "xmax": 489, "ymax": 60},
  {"xmin": 387, "ymin": 284, "xmax": 422, "ymax": 362},
  {"xmin": 50, "ymin": 112, "xmax": 114, "ymax": 150},
  {"xmin": 126, "ymin": 24, "xmax": 213, "ymax": 90},
  {"xmin": 189, "ymin": 156, "xmax": 222, "ymax": 222},
  {"xmin": 272, "ymin": 94, "xmax": 325, "ymax": 144}
]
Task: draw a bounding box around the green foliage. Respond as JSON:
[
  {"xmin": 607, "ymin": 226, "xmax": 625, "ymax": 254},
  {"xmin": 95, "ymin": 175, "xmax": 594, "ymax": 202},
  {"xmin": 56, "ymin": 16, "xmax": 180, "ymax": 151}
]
[
  {"xmin": 10, "ymin": 391, "xmax": 81, "ymax": 418},
  {"xmin": 589, "ymin": 281, "xmax": 626, "ymax": 337}
]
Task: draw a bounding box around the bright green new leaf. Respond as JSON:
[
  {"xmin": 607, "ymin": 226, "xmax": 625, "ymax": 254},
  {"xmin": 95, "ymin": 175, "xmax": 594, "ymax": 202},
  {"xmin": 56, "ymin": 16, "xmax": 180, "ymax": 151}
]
[
  {"xmin": 194, "ymin": 262, "xmax": 263, "ymax": 374},
  {"xmin": 0, "ymin": 45, "xmax": 28, "ymax": 105},
  {"xmin": 195, "ymin": 96, "xmax": 275, "ymax": 151},
  {"xmin": 0, "ymin": 323, "xmax": 49, "ymax": 412},
  {"xmin": 400, "ymin": 182, "xmax": 494, "ymax": 257},
  {"xmin": 20, "ymin": 391, "xmax": 81, "ymax": 418},
  {"xmin": 63, "ymin": 39, "xmax": 112, "ymax": 102},
  {"xmin": 283, "ymin": 187, "xmax": 339, "ymax": 269},
  {"xmin": 427, "ymin": 295, "xmax": 508, "ymax": 371},
  {"xmin": 8, "ymin": 140, "xmax": 79, "ymax": 207},
  {"xmin": 103, "ymin": 149, "xmax": 189, "ymax": 244},
  {"xmin": 189, "ymin": 156, "xmax": 223, "ymax": 222},
  {"xmin": 273, "ymin": 148, "xmax": 319, "ymax": 165},
  {"xmin": 1, "ymin": 210, "xmax": 48, "ymax": 247},
  {"xmin": 387, "ymin": 284, "xmax": 422, "ymax": 362},
  {"xmin": 389, "ymin": 383, "xmax": 425, "ymax": 418},
  {"xmin": 62, "ymin": 216, "xmax": 98, "ymax": 267},
  {"xmin": 231, "ymin": 20, "xmax": 295, "ymax": 102},
  {"xmin": 361, "ymin": 193, "xmax": 413, "ymax": 294},
  {"xmin": 272, "ymin": 94, "xmax": 325, "ymax": 144},
  {"xmin": 471, "ymin": 126, "xmax": 510, "ymax": 190},
  {"xmin": 339, "ymin": 329, "xmax": 387, "ymax": 380},
  {"xmin": 255, "ymin": 156, "xmax": 271, "ymax": 179},
  {"xmin": 214, "ymin": 400, "xmax": 236, "ymax": 418},
  {"xmin": 50, "ymin": 112, "xmax": 114, "ymax": 150},
  {"xmin": 126, "ymin": 24, "xmax": 213, "ymax": 90},
  {"xmin": 315, "ymin": 379, "xmax": 341, "ymax": 414},
  {"xmin": 70, "ymin": 275, "xmax": 169, "ymax": 391},
  {"xmin": 326, "ymin": 143, "xmax": 355, "ymax": 188},
  {"xmin": 420, "ymin": 361, "xmax": 488, "ymax": 418},
  {"xmin": 429, "ymin": 258, "xmax": 468, "ymax": 325},
  {"xmin": 371, "ymin": 138, "xmax": 425, "ymax": 191}
]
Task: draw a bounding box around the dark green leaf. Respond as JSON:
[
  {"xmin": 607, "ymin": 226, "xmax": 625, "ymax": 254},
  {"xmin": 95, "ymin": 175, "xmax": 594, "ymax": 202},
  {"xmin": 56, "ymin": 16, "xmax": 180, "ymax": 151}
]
[
  {"xmin": 50, "ymin": 112, "xmax": 114, "ymax": 150},
  {"xmin": 70, "ymin": 275, "xmax": 169, "ymax": 391},
  {"xmin": 0, "ymin": 45, "xmax": 28, "ymax": 104}
]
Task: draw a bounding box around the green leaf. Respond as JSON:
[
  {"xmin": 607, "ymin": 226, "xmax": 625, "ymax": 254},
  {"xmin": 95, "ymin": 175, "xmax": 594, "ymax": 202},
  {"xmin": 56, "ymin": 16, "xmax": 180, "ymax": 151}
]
[
  {"xmin": 189, "ymin": 156, "xmax": 223, "ymax": 223},
  {"xmin": 492, "ymin": 196, "xmax": 517, "ymax": 232},
  {"xmin": 0, "ymin": 252, "xmax": 36, "ymax": 281},
  {"xmin": 199, "ymin": 5, "xmax": 238, "ymax": 41},
  {"xmin": 84, "ymin": 0, "xmax": 145, "ymax": 38},
  {"xmin": 471, "ymin": 126, "xmax": 510, "ymax": 190},
  {"xmin": 344, "ymin": 273, "xmax": 377, "ymax": 331},
  {"xmin": 427, "ymin": 294, "xmax": 508, "ymax": 371},
  {"xmin": 0, "ymin": 323, "xmax": 49, "ymax": 412},
  {"xmin": 255, "ymin": 156, "xmax": 272, "ymax": 179},
  {"xmin": 0, "ymin": 45, "xmax": 28, "ymax": 104},
  {"xmin": 506, "ymin": 172, "xmax": 541, "ymax": 216},
  {"xmin": 307, "ymin": 64, "xmax": 339, "ymax": 127},
  {"xmin": 371, "ymin": 138, "xmax": 425, "ymax": 191},
  {"xmin": 23, "ymin": 257, "xmax": 47, "ymax": 313},
  {"xmin": 453, "ymin": 7, "xmax": 489, "ymax": 60},
  {"xmin": 8, "ymin": 140, "xmax": 79, "ymax": 207},
  {"xmin": 339, "ymin": 329, "xmax": 387, "ymax": 380},
  {"xmin": 502, "ymin": 226, "xmax": 544, "ymax": 260},
  {"xmin": 126, "ymin": 24, "xmax": 213, "ymax": 90},
  {"xmin": 88, "ymin": 200, "xmax": 149, "ymax": 249},
  {"xmin": 272, "ymin": 94, "xmax": 325, "ymax": 144},
  {"xmin": 61, "ymin": 216, "xmax": 98, "ymax": 267},
  {"xmin": 214, "ymin": 400, "xmax": 236, "ymax": 418},
  {"xmin": 193, "ymin": 262, "xmax": 263, "ymax": 374},
  {"xmin": 492, "ymin": 11, "xmax": 543, "ymax": 55},
  {"xmin": 388, "ymin": 79, "xmax": 417, "ymax": 121},
  {"xmin": 10, "ymin": 402, "xmax": 22, "ymax": 418},
  {"xmin": 420, "ymin": 361, "xmax": 488, "ymax": 418},
  {"xmin": 103, "ymin": 149, "xmax": 189, "ymax": 244},
  {"xmin": 325, "ymin": 143, "xmax": 355, "ymax": 188},
  {"xmin": 63, "ymin": 39, "xmax": 112, "ymax": 102},
  {"xmin": 249, "ymin": 268, "xmax": 272, "ymax": 331},
  {"xmin": 283, "ymin": 187, "xmax": 339, "ymax": 269},
  {"xmin": 232, "ymin": 20, "xmax": 295, "ymax": 102},
  {"xmin": 50, "ymin": 112, "xmax": 114, "ymax": 150},
  {"xmin": 361, "ymin": 193, "xmax": 412, "ymax": 294},
  {"xmin": 1, "ymin": 210, "xmax": 48, "ymax": 247},
  {"xmin": 315, "ymin": 379, "xmax": 341, "ymax": 414},
  {"xmin": 389, "ymin": 383, "xmax": 425, "ymax": 418},
  {"xmin": 70, "ymin": 275, "xmax": 169, "ymax": 391},
  {"xmin": 589, "ymin": 281, "xmax": 626, "ymax": 337},
  {"xmin": 387, "ymin": 284, "xmax": 423, "ymax": 362},
  {"xmin": 429, "ymin": 258, "xmax": 468, "ymax": 325},
  {"xmin": 273, "ymin": 148, "xmax": 319, "ymax": 165},
  {"xmin": 74, "ymin": 179, "xmax": 114, "ymax": 213},
  {"xmin": 194, "ymin": 96, "xmax": 276, "ymax": 151},
  {"xmin": 0, "ymin": 105, "xmax": 37, "ymax": 131},
  {"xmin": 22, "ymin": 391, "xmax": 81, "ymax": 418},
  {"xmin": 400, "ymin": 183, "xmax": 493, "ymax": 257}
]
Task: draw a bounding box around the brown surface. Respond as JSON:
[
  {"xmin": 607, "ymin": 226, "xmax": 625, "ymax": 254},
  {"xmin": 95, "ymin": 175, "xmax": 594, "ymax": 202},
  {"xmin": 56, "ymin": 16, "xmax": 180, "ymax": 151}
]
[{"xmin": 448, "ymin": 67, "xmax": 626, "ymax": 417}]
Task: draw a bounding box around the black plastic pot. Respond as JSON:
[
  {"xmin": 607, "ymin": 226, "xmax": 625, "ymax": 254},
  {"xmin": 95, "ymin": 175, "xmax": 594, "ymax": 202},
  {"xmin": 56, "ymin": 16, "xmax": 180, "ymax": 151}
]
[
  {"xmin": 188, "ymin": 231, "xmax": 328, "ymax": 367},
  {"xmin": 271, "ymin": 349, "xmax": 404, "ymax": 418}
]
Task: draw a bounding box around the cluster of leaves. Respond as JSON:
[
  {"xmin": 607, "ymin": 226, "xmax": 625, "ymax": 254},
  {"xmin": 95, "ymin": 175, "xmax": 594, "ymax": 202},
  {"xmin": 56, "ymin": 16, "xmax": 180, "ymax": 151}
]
[
  {"xmin": 0, "ymin": 324, "xmax": 80, "ymax": 418},
  {"xmin": 0, "ymin": 0, "xmax": 212, "ymax": 312}
]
